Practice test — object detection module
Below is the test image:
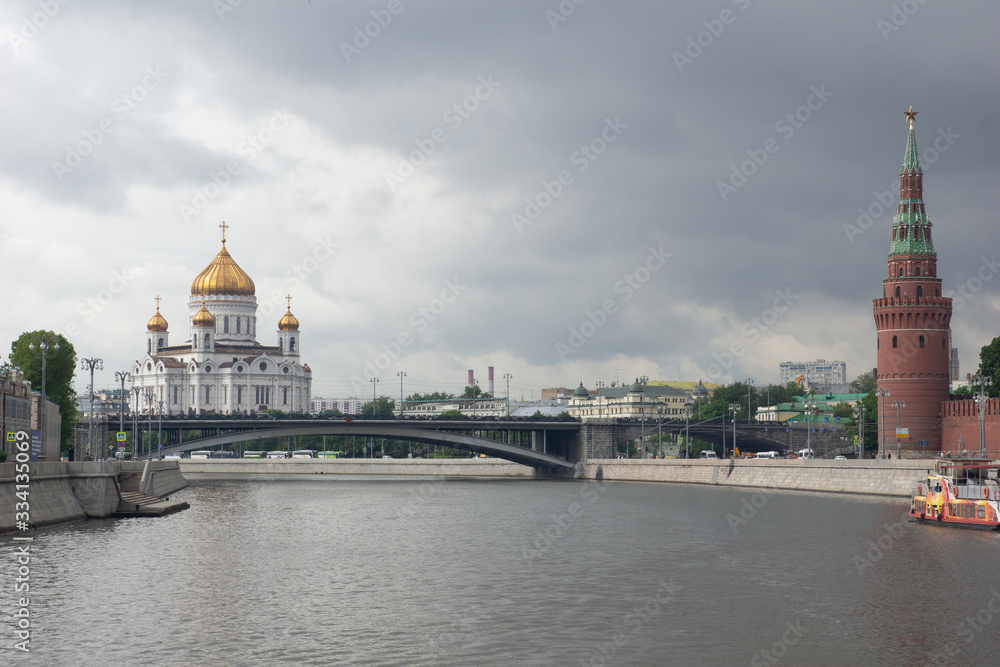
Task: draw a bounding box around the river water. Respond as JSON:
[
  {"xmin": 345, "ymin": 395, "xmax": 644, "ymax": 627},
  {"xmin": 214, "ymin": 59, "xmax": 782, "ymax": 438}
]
[{"xmin": 3, "ymin": 478, "xmax": 1000, "ymax": 666}]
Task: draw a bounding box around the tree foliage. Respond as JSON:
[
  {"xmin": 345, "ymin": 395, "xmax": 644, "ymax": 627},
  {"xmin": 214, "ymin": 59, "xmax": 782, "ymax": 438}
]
[
  {"xmin": 9, "ymin": 330, "xmax": 79, "ymax": 448},
  {"xmin": 406, "ymin": 391, "xmax": 455, "ymax": 402},
  {"xmin": 694, "ymin": 381, "xmax": 799, "ymax": 422},
  {"xmin": 460, "ymin": 384, "xmax": 491, "ymax": 399},
  {"xmin": 849, "ymin": 372, "xmax": 877, "ymax": 394},
  {"xmin": 977, "ymin": 336, "xmax": 1000, "ymax": 398},
  {"xmin": 360, "ymin": 396, "xmax": 396, "ymax": 418}
]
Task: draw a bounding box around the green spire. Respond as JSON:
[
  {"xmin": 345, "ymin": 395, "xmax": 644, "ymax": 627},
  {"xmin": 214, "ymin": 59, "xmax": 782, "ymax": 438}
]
[
  {"xmin": 901, "ymin": 125, "xmax": 921, "ymax": 174},
  {"xmin": 889, "ymin": 112, "xmax": 935, "ymax": 258}
]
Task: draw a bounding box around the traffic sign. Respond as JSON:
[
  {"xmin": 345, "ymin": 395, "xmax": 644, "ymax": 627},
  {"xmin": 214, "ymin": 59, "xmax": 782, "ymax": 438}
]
[{"xmin": 117, "ymin": 432, "xmax": 126, "ymax": 442}]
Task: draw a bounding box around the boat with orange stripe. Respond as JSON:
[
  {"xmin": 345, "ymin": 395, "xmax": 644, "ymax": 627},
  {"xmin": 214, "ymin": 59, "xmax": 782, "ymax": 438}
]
[{"xmin": 910, "ymin": 459, "xmax": 1000, "ymax": 530}]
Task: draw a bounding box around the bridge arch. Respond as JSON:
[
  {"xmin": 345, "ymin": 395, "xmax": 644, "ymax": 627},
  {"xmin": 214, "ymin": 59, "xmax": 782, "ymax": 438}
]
[{"xmin": 159, "ymin": 424, "xmax": 573, "ymax": 471}]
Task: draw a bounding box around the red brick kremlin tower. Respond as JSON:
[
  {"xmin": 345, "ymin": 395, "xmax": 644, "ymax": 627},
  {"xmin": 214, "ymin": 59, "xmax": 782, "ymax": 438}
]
[{"xmin": 872, "ymin": 107, "xmax": 953, "ymax": 458}]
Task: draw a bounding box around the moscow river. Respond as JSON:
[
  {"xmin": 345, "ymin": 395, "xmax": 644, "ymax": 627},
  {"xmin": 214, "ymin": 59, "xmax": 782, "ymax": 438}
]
[{"xmin": 3, "ymin": 477, "xmax": 1000, "ymax": 666}]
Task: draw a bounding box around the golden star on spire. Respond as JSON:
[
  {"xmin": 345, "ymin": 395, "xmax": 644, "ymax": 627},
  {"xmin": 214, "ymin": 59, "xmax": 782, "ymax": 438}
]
[{"xmin": 904, "ymin": 106, "xmax": 918, "ymax": 129}]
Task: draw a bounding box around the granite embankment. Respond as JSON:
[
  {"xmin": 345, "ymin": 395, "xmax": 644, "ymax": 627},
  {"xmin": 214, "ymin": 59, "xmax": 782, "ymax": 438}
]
[
  {"xmin": 179, "ymin": 457, "xmax": 934, "ymax": 498},
  {"xmin": 575, "ymin": 458, "xmax": 936, "ymax": 497},
  {"xmin": 0, "ymin": 460, "xmax": 189, "ymax": 531},
  {"xmin": 179, "ymin": 458, "xmax": 536, "ymax": 479}
]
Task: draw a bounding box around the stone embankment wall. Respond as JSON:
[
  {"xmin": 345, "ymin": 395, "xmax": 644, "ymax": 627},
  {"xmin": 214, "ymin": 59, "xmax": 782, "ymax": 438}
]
[
  {"xmin": 575, "ymin": 458, "xmax": 936, "ymax": 497},
  {"xmin": 179, "ymin": 458, "xmax": 537, "ymax": 479},
  {"xmin": 0, "ymin": 461, "xmax": 188, "ymax": 532}
]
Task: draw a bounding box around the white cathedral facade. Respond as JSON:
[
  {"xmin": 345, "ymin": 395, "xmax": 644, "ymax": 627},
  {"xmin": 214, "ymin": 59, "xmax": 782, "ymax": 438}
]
[{"xmin": 132, "ymin": 227, "xmax": 312, "ymax": 416}]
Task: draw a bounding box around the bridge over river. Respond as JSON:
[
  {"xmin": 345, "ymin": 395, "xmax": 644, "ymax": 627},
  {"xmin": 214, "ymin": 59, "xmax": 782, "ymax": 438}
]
[{"xmin": 120, "ymin": 416, "xmax": 850, "ymax": 471}]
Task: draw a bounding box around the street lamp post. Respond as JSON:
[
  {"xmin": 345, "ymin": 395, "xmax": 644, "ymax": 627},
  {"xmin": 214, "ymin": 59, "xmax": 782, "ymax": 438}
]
[
  {"xmin": 747, "ymin": 378, "xmax": 755, "ymax": 423},
  {"xmin": 397, "ymin": 371, "xmax": 406, "ymax": 418},
  {"xmin": 805, "ymin": 399, "xmax": 815, "ymax": 456},
  {"xmin": 974, "ymin": 375, "xmax": 992, "ymax": 458},
  {"xmin": 874, "ymin": 388, "xmax": 890, "ymax": 460},
  {"xmin": 114, "ymin": 371, "xmax": 131, "ymax": 458},
  {"xmin": 503, "ymin": 373, "xmax": 513, "ymax": 418},
  {"xmin": 144, "ymin": 387, "xmax": 155, "ymax": 460},
  {"xmin": 854, "ymin": 402, "xmax": 865, "ymax": 460},
  {"xmin": 684, "ymin": 405, "xmax": 692, "ymax": 459},
  {"xmin": 131, "ymin": 385, "xmax": 141, "ymax": 460},
  {"xmin": 892, "ymin": 400, "xmax": 906, "ymax": 459},
  {"xmin": 157, "ymin": 399, "xmax": 164, "ymax": 457},
  {"xmin": 29, "ymin": 335, "xmax": 60, "ymax": 460},
  {"xmin": 80, "ymin": 357, "xmax": 104, "ymax": 460},
  {"xmin": 729, "ymin": 403, "xmax": 739, "ymax": 459}
]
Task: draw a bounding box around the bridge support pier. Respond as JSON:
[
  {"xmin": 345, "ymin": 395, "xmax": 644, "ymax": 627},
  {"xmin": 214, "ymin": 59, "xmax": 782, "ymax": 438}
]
[{"xmin": 577, "ymin": 423, "xmax": 615, "ymax": 460}]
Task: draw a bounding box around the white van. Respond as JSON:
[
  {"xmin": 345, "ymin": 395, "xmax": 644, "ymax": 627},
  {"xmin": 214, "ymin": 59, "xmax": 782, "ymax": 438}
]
[
  {"xmin": 190, "ymin": 450, "xmax": 212, "ymax": 459},
  {"xmin": 755, "ymin": 451, "xmax": 779, "ymax": 459},
  {"xmin": 796, "ymin": 449, "xmax": 815, "ymax": 459},
  {"xmin": 699, "ymin": 450, "xmax": 719, "ymax": 459}
]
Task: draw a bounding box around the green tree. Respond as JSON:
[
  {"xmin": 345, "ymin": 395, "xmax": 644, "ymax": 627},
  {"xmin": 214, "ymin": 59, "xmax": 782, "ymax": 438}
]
[
  {"xmin": 9, "ymin": 331, "xmax": 79, "ymax": 448},
  {"xmin": 849, "ymin": 372, "xmax": 877, "ymax": 394},
  {"xmin": 977, "ymin": 336, "xmax": 1000, "ymax": 398},
  {"xmin": 953, "ymin": 386, "xmax": 970, "ymax": 396},
  {"xmin": 360, "ymin": 396, "xmax": 396, "ymax": 418},
  {"xmin": 843, "ymin": 391, "xmax": 878, "ymax": 456},
  {"xmin": 407, "ymin": 391, "xmax": 455, "ymax": 401},
  {"xmin": 460, "ymin": 384, "xmax": 491, "ymax": 399}
]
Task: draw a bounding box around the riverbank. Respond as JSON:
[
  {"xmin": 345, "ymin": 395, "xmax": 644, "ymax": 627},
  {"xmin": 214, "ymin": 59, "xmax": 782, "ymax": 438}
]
[
  {"xmin": 0, "ymin": 460, "xmax": 188, "ymax": 531},
  {"xmin": 178, "ymin": 457, "xmax": 934, "ymax": 498},
  {"xmin": 575, "ymin": 458, "xmax": 934, "ymax": 497}
]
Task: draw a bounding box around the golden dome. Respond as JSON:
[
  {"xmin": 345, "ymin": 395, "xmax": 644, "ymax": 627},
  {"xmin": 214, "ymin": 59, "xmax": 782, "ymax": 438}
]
[
  {"xmin": 147, "ymin": 308, "xmax": 168, "ymax": 332},
  {"xmin": 191, "ymin": 240, "xmax": 255, "ymax": 297},
  {"xmin": 278, "ymin": 308, "xmax": 300, "ymax": 331},
  {"xmin": 192, "ymin": 302, "xmax": 216, "ymax": 327}
]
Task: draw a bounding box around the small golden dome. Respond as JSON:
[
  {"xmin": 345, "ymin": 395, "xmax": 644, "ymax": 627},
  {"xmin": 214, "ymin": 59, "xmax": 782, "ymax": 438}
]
[
  {"xmin": 191, "ymin": 239, "xmax": 255, "ymax": 297},
  {"xmin": 147, "ymin": 305, "xmax": 168, "ymax": 332},
  {"xmin": 192, "ymin": 302, "xmax": 215, "ymax": 328},
  {"xmin": 278, "ymin": 309, "xmax": 300, "ymax": 331}
]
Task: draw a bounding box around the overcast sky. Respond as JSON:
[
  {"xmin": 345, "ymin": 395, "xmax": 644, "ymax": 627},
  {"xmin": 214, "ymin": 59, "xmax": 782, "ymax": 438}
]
[{"xmin": 2, "ymin": 0, "xmax": 998, "ymax": 401}]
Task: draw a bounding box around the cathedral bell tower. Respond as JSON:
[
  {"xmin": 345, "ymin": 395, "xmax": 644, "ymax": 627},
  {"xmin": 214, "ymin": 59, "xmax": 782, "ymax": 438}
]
[{"xmin": 872, "ymin": 107, "xmax": 953, "ymax": 457}]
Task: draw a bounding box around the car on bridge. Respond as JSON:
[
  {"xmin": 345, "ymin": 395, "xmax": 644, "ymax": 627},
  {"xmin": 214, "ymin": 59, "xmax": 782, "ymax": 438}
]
[{"xmin": 699, "ymin": 450, "xmax": 718, "ymax": 459}]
